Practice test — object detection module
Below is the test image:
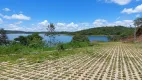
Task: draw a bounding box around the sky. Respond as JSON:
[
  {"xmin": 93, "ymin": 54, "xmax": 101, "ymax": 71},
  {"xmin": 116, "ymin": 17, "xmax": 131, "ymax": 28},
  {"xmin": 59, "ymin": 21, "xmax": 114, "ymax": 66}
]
[{"xmin": 0, "ymin": 0, "xmax": 142, "ymax": 32}]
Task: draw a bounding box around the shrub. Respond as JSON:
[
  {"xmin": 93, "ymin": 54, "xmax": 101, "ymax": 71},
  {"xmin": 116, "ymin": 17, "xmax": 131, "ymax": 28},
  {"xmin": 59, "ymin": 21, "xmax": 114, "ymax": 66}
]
[
  {"xmin": 56, "ymin": 43, "xmax": 65, "ymax": 51},
  {"xmin": 107, "ymin": 35, "xmax": 121, "ymax": 41},
  {"xmin": 71, "ymin": 34, "xmax": 89, "ymax": 42},
  {"xmin": 14, "ymin": 33, "xmax": 45, "ymax": 48},
  {"xmin": 14, "ymin": 36, "xmax": 28, "ymax": 45},
  {"xmin": 0, "ymin": 28, "xmax": 9, "ymax": 45}
]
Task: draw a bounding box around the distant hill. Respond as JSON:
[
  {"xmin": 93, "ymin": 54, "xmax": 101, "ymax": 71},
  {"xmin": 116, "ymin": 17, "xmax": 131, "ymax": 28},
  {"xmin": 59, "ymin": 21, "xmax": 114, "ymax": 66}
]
[
  {"xmin": 73, "ymin": 26, "xmax": 134, "ymax": 36},
  {"xmin": 5, "ymin": 30, "xmax": 47, "ymax": 34},
  {"xmin": 5, "ymin": 26, "xmax": 135, "ymax": 37}
]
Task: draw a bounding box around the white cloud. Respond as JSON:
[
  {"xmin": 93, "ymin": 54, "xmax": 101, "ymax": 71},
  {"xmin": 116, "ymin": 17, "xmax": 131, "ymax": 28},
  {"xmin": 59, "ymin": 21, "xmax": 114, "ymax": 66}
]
[
  {"xmin": 56, "ymin": 22, "xmax": 79, "ymax": 31},
  {"xmin": 136, "ymin": 14, "xmax": 140, "ymax": 17},
  {"xmin": 67, "ymin": 22, "xmax": 78, "ymax": 28},
  {"xmin": 3, "ymin": 8, "xmax": 11, "ymax": 11},
  {"xmin": 121, "ymin": 4, "xmax": 142, "ymax": 14},
  {"xmin": 113, "ymin": 20, "xmax": 133, "ymax": 27},
  {"xmin": 105, "ymin": 0, "xmax": 131, "ymax": 5},
  {"xmin": 2, "ymin": 19, "xmax": 134, "ymax": 32},
  {"xmin": 93, "ymin": 19, "xmax": 108, "ymax": 27},
  {"xmin": 6, "ymin": 24, "xmax": 24, "ymax": 31},
  {"xmin": 14, "ymin": 21, "xmax": 23, "ymax": 25},
  {"xmin": 0, "ymin": 18, "xmax": 3, "ymax": 24},
  {"xmin": 1, "ymin": 14, "xmax": 31, "ymax": 20},
  {"xmin": 38, "ymin": 20, "xmax": 49, "ymax": 27},
  {"xmin": 112, "ymin": 0, "xmax": 131, "ymax": 5},
  {"xmin": 93, "ymin": 19, "xmax": 133, "ymax": 27},
  {"xmin": 56, "ymin": 23, "xmax": 66, "ymax": 27},
  {"xmin": 56, "ymin": 22, "xmax": 91, "ymax": 32},
  {"xmin": 5, "ymin": 23, "xmax": 41, "ymax": 32}
]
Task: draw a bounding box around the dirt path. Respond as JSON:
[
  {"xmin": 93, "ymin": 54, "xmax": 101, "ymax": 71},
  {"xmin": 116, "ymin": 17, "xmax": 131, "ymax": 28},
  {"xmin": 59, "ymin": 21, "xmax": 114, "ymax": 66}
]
[{"xmin": 0, "ymin": 42, "xmax": 142, "ymax": 80}]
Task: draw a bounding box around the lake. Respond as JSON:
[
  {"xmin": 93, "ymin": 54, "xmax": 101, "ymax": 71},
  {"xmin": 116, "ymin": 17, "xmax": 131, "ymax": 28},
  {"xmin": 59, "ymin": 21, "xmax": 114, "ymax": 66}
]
[{"xmin": 7, "ymin": 34, "xmax": 109, "ymax": 43}]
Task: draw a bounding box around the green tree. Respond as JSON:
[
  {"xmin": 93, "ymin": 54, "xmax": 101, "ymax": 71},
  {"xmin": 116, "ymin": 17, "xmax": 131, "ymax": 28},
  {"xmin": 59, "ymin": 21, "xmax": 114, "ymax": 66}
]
[
  {"xmin": 0, "ymin": 28, "xmax": 8, "ymax": 45},
  {"xmin": 72, "ymin": 34, "xmax": 89, "ymax": 42},
  {"xmin": 14, "ymin": 36, "xmax": 28, "ymax": 45},
  {"xmin": 47, "ymin": 23, "xmax": 56, "ymax": 46},
  {"xmin": 134, "ymin": 17, "xmax": 142, "ymax": 27},
  {"xmin": 47, "ymin": 23, "xmax": 55, "ymax": 33},
  {"xmin": 134, "ymin": 17, "xmax": 142, "ymax": 38},
  {"xmin": 14, "ymin": 33, "xmax": 44, "ymax": 48}
]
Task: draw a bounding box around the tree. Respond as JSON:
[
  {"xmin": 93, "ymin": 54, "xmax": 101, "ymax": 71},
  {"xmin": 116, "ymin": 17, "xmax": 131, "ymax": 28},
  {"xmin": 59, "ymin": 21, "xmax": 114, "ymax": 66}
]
[
  {"xmin": 14, "ymin": 36, "xmax": 28, "ymax": 45},
  {"xmin": 14, "ymin": 33, "xmax": 44, "ymax": 48},
  {"xmin": 134, "ymin": 17, "xmax": 142, "ymax": 40},
  {"xmin": 71, "ymin": 34, "xmax": 89, "ymax": 42},
  {"xmin": 47, "ymin": 23, "xmax": 55, "ymax": 33},
  {"xmin": 134, "ymin": 17, "xmax": 142, "ymax": 27},
  {"xmin": 0, "ymin": 28, "xmax": 8, "ymax": 45},
  {"xmin": 47, "ymin": 23, "xmax": 56, "ymax": 46}
]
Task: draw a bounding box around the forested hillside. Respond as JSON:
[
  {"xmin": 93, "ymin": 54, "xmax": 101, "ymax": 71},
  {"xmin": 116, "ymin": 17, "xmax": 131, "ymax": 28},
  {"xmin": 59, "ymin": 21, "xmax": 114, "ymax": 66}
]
[{"xmin": 74, "ymin": 26, "xmax": 134, "ymax": 36}]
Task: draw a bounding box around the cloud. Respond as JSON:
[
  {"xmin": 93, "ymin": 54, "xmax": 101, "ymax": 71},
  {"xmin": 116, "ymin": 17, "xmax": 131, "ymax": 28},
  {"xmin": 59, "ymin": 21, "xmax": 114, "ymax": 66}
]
[
  {"xmin": 5, "ymin": 23, "xmax": 41, "ymax": 32},
  {"xmin": 56, "ymin": 22, "xmax": 91, "ymax": 32},
  {"xmin": 121, "ymin": 4, "xmax": 142, "ymax": 14},
  {"xmin": 56, "ymin": 22, "xmax": 79, "ymax": 31},
  {"xmin": 38, "ymin": 20, "xmax": 49, "ymax": 27},
  {"xmin": 2, "ymin": 19, "xmax": 134, "ymax": 32},
  {"xmin": 0, "ymin": 14, "xmax": 31, "ymax": 20},
  {"xmin": 6, "ymin": 24, "xmax": 24, "ymax": 31},
  {"xmin": 14, "ymin": 21, "xmax": 23, "ymax": 25},
  {"xmin": 93, "ymin": 19, "xmax": 133, "ymax": 27},
  {"xmin": 3, "ymin": 8, "xmax": 11, "ymax": 11},
  {"xmin": 67, "ymin": 22, "xmax": 78, "ymax": 28},
  {"xmin": 0, "ymin": 18, "xmax": 3, "ymax": 24},
  {"xmin": 113, "ymin": 20, "xmax": 133, "ymax": 27},
  {"xmin": 105, "ymin": 0, "xmax": 131, "ymax": 5},
  {"xmin": 93, "ymin": 19, "xmax": 108, "ymax": 27},
  {"xmin": 136, "ymin": 14, "xmax": 140, "ymax": 17}
]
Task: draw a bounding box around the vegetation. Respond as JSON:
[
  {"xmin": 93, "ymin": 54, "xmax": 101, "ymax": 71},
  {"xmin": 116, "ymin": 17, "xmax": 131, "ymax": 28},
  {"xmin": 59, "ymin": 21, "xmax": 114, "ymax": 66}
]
[
  {"xmin": 1, "ymin": 17, "xmax": 142, "ymax": 63},
  {"xmin": 0, "ymin": 28, "xmax": 94, "ymax": 62},
  {"xmin": 14, "ymin": 33, "xmax": 45, "ymax": 48},
  {"xmin": 134, "ymin": 17, "xmax": 142, "ymax": 27},
  {"xmin": 134, "ymin": 17, "xmax": 142, "ymax": 37},
  {"xmin": 72, "ymin": 34, "xmax": 89, "ymax": 42},
  {"xmin": 0, "ymin": 28, "xmax": 9, "ymax": 45},
  {"xmin": 1, "ymin": 42, "xmax": 142, "ymax": 79},
  {"xmin": 72, "ymin": 26, "xmax": 134, "ymax": 41},
  {"xmin": 47, "ymin": 23, "xmax": 57, "ymax": 46},
  {"xmin": 74, "ymin": 26, "xmax": 134, "ymax": 36}
]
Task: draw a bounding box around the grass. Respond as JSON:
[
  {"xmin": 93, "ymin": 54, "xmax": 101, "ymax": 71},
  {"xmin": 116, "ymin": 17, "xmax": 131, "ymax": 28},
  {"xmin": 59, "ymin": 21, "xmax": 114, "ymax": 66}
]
[
  {"xmin": 0, "ymin": 42, "xmax": 101, "ymax": 63},
  {"xmin": 1, "ymin": 42, "xmax": 142, "ymax": 79}
]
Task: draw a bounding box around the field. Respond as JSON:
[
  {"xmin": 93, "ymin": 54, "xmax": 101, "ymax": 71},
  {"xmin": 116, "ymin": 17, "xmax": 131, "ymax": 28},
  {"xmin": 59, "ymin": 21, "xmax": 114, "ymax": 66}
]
[{"xmin": 0, "ymin": 42, "xmax": 142, "ymax": 80}]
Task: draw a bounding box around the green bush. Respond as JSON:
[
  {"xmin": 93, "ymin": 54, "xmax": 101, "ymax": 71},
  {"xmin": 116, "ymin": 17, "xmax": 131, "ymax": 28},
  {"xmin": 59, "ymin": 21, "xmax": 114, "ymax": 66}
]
[
  {"xmin": 56, "ymin": 42, "xmax": 90, "ymax": 50},
  {"xmin": 71, "ymin": 34, "xmax": 89, "ymax": 42},
  {"xmin": 107, "ymin": 35, "xmax": 121, "ymax": 41},
  {"xmin": 0, "ymin": 28, "xmax": 9, "ymax": 45},
  {"xmin": 14, "ymin": 33, "xmax": 45, "ymax": 48},
  {"xmin": 0, "ymin": 44, "xmax": 27, "ymax": 55},
  {"xmin": 56, "ymin": 43, "xmax": 65, "ymax": 51}
]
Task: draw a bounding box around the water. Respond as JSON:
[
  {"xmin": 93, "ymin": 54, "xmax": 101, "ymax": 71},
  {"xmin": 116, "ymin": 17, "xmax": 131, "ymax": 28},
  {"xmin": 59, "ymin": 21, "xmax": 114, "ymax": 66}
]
[
  {"xmin": 88, "ymin": 36, "xmax": 109, "ymax": 42},
  {"xmin": 7, "ymin": 34, "xmax": 109, "ymax": 43}
]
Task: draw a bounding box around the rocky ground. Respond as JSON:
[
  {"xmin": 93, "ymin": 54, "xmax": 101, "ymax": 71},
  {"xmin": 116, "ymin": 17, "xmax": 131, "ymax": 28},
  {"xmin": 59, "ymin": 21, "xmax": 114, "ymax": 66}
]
[{"xmin": 0, "ymin": 42, "xmax": 142, "ymax": 80}]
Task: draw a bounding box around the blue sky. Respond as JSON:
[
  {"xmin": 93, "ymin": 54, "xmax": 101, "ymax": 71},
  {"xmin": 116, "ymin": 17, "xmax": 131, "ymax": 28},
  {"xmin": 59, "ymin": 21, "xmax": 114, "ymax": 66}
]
[{"xmin": 0, "ymin": 0, "xmax": 142, "ymax": 32}]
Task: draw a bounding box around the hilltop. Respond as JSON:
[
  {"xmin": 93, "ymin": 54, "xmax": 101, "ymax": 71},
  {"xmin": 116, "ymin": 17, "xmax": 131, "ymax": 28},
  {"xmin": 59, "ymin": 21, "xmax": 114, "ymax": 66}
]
[{"xmin": 74, "ymin": 26, "xmax": 134, "ymax": 36}]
